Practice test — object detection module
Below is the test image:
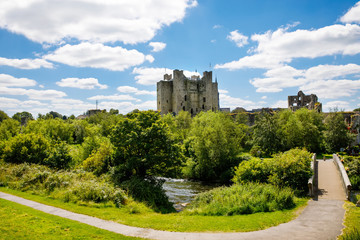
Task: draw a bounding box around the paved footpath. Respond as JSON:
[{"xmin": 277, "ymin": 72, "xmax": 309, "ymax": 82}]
[{"xmin": 0, "ymin": 159, "xmax": 347, "ymax": 240}]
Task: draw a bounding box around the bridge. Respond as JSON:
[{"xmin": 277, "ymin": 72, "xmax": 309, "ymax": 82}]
[{"xmin": 309, "ymin": 153, "xmax": 352, "ymax": 201}]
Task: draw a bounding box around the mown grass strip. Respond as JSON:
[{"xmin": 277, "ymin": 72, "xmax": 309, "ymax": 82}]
[
  {"xmin": 0, "ymin": 187, "xmax": 308, "ymax": 232},
  {"xmin": 0, "ymin": 198, "xmax": 141, "ymax": 240}
]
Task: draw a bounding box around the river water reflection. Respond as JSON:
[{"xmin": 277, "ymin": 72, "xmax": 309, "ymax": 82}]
[{"xmin": 161, "ymin": 177, "xmax": 220, "ymax": 211}]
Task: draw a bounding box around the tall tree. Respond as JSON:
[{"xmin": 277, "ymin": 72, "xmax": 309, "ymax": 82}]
[
  {"xmin": 110, "ymin": 110, "xmax": 182, "ymax": 181},
  {"xmin": 252, "ymin": 113, "xmax": 282, "ymax": 155},
  {"xmin": 0, "ymin": 110, "xmax": 9, "ymax": 122},
  {"xmin": 324, "ymin": 111, "xmax": 353, "ymax": 152},
  {"xmin": 184, "ymin": 111, "xmax": 245, "ymax": 182}
]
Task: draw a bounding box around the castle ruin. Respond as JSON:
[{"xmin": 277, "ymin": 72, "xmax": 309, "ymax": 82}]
[
  {"xmin": 288, "ymin": 91, "xmax": 322, "ymax": 112},
  {"xmin": 157, "ymin": 70, "xmax": 219, "ymax": 115}
]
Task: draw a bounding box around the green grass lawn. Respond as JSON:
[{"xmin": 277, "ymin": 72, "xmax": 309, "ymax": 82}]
[
  {"xmin": 0, "ymin": 187, "xmax": 308, "ymax": 233},
  {"xmin": 0, "ymin": 198, "xmax": 141, "ymax": 240},
  {"xmin": 338, "ymin": 201, "xmax": 360, "ymax": 240}
]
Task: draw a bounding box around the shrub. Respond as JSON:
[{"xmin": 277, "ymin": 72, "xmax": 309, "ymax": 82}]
[
  {"xmin": 83, "ymin": 139, "xmax": 113, "ymax": 176},
  {"xmin": 268, "ymin": 149, "xmax": 313, "ymax": 193},
  {"xmin": 1, "ymin": 133, "xmax": 51, "ymax": 165},
  {"xmin": 0, "ymin": 163, "xmax": 128, "ymax": 207},
  {"xmin": 233, "ymin": 148, "xmax": 313, "ymax": 194},
  {"xmin": 344, "ymin": 156, "xmax": 360, "ymax": 190},
  {"xmin": 233, "ymin": 157, "xmax": 270, "ymax": 184},
  {"xmin": 184, "ymin": 182, "xmax": 295, "ymax": 216},
  {"xmin": 120, "ymin": 176, "xmax": 174, "ymax": 213},
  {"xmin": 44, "ymin": 141, "xmax": 73, "ymax": 169}
]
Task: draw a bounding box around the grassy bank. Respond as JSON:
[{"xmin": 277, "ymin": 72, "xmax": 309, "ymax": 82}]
[
  {"xmin": 338, "ymin": 201, "xmax": 360, "ymax": 240},
  {"xmin": 0, "ymin": 198, "xmax": 140, "ymax": 240},
  {"xmin": 0, "ymin": 187, "xmax": 307, "ymax": 232}
]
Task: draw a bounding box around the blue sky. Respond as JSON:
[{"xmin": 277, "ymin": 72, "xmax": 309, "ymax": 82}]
[{"xmin": 0, "ymin": 0, "xmax": 360, "ymax": 117}]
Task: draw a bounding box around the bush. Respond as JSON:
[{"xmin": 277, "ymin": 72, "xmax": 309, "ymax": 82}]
[
  {"xmin": 184, "ymin": 182, "xmax": 295, "ymax": 216},
  {"xmin": 0, "ymin": 163, "xmax": 128, "ymax": 207},
  {"xmin": 120, "ymin": 176, "xmax": 174, "ymax": 213},
  {"xmin": 183, "ymin": 111, "xmax": 245, "ymax": 182},
  {"xmin": 1, "ymin": 133, "xmax": 51, "ymax": 165},
  {"xmin": 83, "ymin": 139, "xmax": 113, "ymax": 176},
  {"xmin": 44, "ymin": 141, "xmax": 73, "ymax": 169},
  {"xmin": 344, "ymin": 156, "xmax": 360, "ymax": 190},
  {"xmin": 233, "ymin": 148, "xmax": 313, "ymax": 194}
]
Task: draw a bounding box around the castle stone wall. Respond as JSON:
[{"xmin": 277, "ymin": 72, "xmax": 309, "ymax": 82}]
[{"xmin": 157, "ymin": 69, "xmax": 219, "ymax": 116}]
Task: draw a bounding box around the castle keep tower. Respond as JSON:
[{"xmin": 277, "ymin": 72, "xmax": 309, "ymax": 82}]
[{"xmin": 157, "ymin": 70, "xmax": 219, "ymax": 115}]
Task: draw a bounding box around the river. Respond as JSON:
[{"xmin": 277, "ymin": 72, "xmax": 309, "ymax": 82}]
[{"xmin": 160, "ymin": 177, "xmax": 220, "ymax": 211}]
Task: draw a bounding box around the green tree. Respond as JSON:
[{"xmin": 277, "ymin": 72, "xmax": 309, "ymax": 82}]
[
  {"xmin": 324, "ymin": 111, "xmax": 353, "ymax": 152},
  {"xmin": 0, "ymin": 119, "xmax": 20, "ymax": 140},
  {"xmin": 277, "ymin": 109, "xmax": 324, "ymax": 152},
  {"xmin": 110, "ymin": 110, "xmax": 182, "ymax": 181},
  {"xmin": 24, "ymin": 118, "xmax": 75, "ymax": 143},
  {"xmin": 184, "ymin": 111, "xmax": 245, "ymax": 182},
  {"xmin": 1, "ymin": 133, "xmax": 50, "ymax": 165},
  {"xmin": 12, "ymin": 111, "xmax": 34, "ymax": 123},
  {"xmin": 252, "ymin": 113, "xmax": 282, "ymax": 155},
  {"xmin": 0, "ymin": 110, "xmax": 9, "ymax": 122},
  {"xmin": 46, "ymin": 111, "xmax": 62, "ymax": 119}
]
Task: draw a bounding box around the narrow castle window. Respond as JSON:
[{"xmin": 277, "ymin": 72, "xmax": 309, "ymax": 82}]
[
  {"xmin": 191, "ymin": 109, "xmax": 193, "ymax": 114},
  {"xmin": 202, "ymin": 104, "xmax": 204, "ymax": 110},
  {"xmin": 203, "ymin": 97, "xmax": 206, "ymax": 102},
  {"xmin": 166, "ymin": 100, "xmax": 168, "ymax": 103},
  {"xmin": 184, "ymin": 95, "xmax": 187, "ymax": 101},
  {"xmin": 183, "ymin": 106, "xmax": 185, "ymax": 111}
]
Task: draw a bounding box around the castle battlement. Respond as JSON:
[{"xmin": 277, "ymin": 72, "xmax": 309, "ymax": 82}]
[{"xmin": 157, "ymin": 69, "xmax": 219, "ymax": 115}]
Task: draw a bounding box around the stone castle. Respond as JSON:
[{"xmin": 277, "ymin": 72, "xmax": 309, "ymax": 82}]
[
  {"xmin": 288, "ymin": 91, "xmax": 322, "ymax": 112},
  {"xmin": 157, "ymin": 70, "xmax": 219, "ymax": 115}
]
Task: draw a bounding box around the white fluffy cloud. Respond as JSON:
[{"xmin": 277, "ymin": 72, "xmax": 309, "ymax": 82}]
[
  {"xmin": 323, "ymin": 101, "xmax": 352, "ymax": 111},
  {"xmin": 301, "ymin": 79, "xmax": 360, "ymax": 99},
  {"xmin": 340, "ymin": 1, "xmax": 360, "ymax": 24},
  {"xmin": 227, "ymin": 30, "xmax": 248, "ymax": 47},
  {"xmin": 250, "ymin": 64, "xmax": 360, "ymax": 97},
  {"xmin": 56, "ymin": 78, "xmax": 108, "ymax": 90},
  {"xmin": 216, "ymin": 24, "xmax": 360, "ymax": 70},
  {"xmin": 117, "ymin": 86, "xmax": 156, "ymax": 96},
  {"xmin": 0, "ymin": 87, "xmax": 66, "ymax": 100},
  {"xmin": 219, "ymin": 93, "xmax": 260, "ymax": 110},
  {"xmin": 0, "ymin": 0, "xmax": 197, "ymax": 44},
  {"xmin": 0, "ymin": 57, "xmax": 53, "ymax": 69},
  {"xmin": 87, "ymin": 94, "xmax": 140, "ymax": 102},
  {"xmin": 45, "ymin": 43, "xmax": 153, "ymax": 71},
  {"xmin": 132, "ymin": 67, "xmax": 201, "ymax": 85},
  {"xmin": 0, "ymin": 74, "xmax": 37, "ymax": 87},
  {"xmin": 149, "ymin": 42, "xmax": 167, "ymax": 52}
]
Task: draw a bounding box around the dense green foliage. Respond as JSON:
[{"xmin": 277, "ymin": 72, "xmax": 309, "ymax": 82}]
[
  {"xmin": 233, "ymin": 149, "xmax": 313, "ymax": 193},
  {"xmin": 185, "ymin": 182, "xmax": 295, "ymax": 216},
  {"xmin": 110, "ymin": 110, "xmax": 183, "ymax": 181},
  {"xmin": 1, "ymin": 133, "xmax": 51, "ymax": 165},
  {"xmin": 12, "ymin": 111, "xmax": 34, "ymax": 122},
  {"xmin": 0, "ymin": 110, "xmax": 9, "ymax": 122},
  {"xmin": 324, "ymin": 111, "xmax": 354, "ymax": 152},
  {"xmin": 343, "ymin": 156, "xmax": 360, "ymax": 190},
  {"xmin": 183, "ymin": 111, "xmax": 247, "ymax": 182},
  {"xmin": 120, "ymin": 176, "xmax": 174, "ymax": 213},
  {"xmin": 0, "ymin": 107, "xmax": 354, "ymax": 212},
  {"xmin": 0, "ymin": 163, "xmax": 129, "ymax": 208}
]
